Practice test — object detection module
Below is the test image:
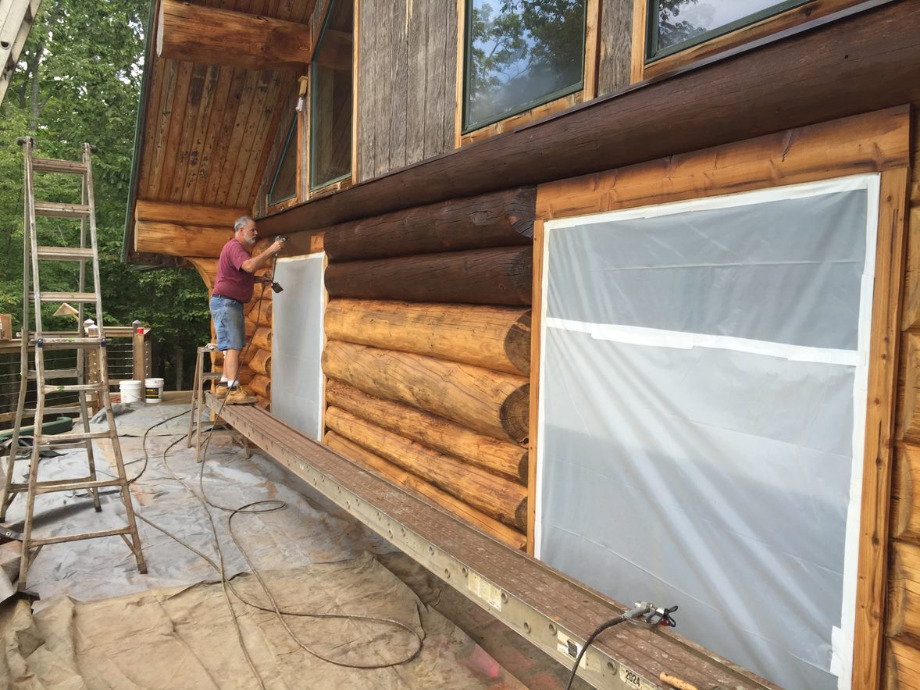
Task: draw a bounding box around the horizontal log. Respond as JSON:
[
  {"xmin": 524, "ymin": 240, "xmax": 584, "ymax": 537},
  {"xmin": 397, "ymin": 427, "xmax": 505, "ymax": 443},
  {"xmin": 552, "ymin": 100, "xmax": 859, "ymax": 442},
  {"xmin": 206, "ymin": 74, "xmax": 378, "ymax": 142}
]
[
  {"xmin": 248, "ymin": 374, "xmax": 271, "ymax": 399},
  {"xmin": 325, "ymin": 408, "xmax": 527, "ymax": 530},
  {"xmin": 136, "ymin": 200, "xmax": 246, "ymax": 228},
  {"xmin": 323, "ymin": 341, "xmax": 529, "ymax": 443},
  {"xmin": 323, "ymin": 188, "xmax": 536, "ymax": 261},
  {"xmin": 888, "ymin": 540, "xmax": 920, "ymax": 639},
  {"xmin": 325, "ymin": 431, "xmax": 525, "ymax": 550},
  {"xmin": 900, "ymin": 333, "xmax": 920, "ymax": 443},
  {"xmin": 325, "ymin": 247, "xmax": 532, "ymax": 305},
  {"xmin": 251, "ymin": 327, "xmax": 272, "ymax": 352},
  {"xmin": 248, "ymin": 348, "xmax": 272, "ymax": 377},
  {"xmin": 244, "ymin": 299, "xmax": 273, "ymax": 327},
  {"xmin": 157, "ymin": 0, "xmax": 311, "ymax": 70},
  {"xmin": 135, "ymin": 220, "xmax": 230, "ymax": 258},
  {"xmin": 326, "ymin": 379, "xmax": 527, "ymax": 483},
  {"xmin": 325, "ymin": 299, "xmax": 531, "ymax": 375}
]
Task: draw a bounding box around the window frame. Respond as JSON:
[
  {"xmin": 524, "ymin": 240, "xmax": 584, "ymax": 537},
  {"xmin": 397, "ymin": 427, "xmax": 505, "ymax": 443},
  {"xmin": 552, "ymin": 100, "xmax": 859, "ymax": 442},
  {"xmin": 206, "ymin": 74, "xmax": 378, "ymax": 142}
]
[
  {"xmin": 309, "ymin": 0, "xmax": 354, "ymax": 193},
  {"xmin": 632, "ymin": 0, "xmax": 870, "ymax": 82},
  {"xmin": 267, "ymin": 114, "xmax": 299, "ymax": 208},
  {"xmin": 458, "ymin": 0, "xmax": 599, "ymax": 145}
]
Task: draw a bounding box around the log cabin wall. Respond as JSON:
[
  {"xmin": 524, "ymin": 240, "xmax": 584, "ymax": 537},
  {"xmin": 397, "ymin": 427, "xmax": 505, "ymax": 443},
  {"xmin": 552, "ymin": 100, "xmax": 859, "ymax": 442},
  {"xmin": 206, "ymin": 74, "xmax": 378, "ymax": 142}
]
[
  {"xmin": 319, "ymin": 187, "xmax": 536, "ymax": 549},
  {"xmin": 889, "ymin": 106, "xmax": 920, "ymax": 689}
]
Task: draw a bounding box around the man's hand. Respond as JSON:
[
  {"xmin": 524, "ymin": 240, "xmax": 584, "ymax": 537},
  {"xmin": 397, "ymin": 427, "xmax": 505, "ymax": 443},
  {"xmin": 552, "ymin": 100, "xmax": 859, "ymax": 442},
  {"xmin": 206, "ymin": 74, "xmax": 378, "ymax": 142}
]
[{"xmin": 268, "ymin": 239, "xmax": 285, "ymax": 255}]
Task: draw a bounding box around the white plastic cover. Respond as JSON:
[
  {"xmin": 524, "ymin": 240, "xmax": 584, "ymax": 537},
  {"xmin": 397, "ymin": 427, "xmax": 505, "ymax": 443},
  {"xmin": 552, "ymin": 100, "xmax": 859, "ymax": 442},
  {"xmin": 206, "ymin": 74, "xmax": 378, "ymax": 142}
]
[
  {"xmin": 272, "ymin": 254, "xmax": 326, "ymax": 440},
  {"xmin": 537, "ymin": 175, "xmax": 879, "ymax": 690}
]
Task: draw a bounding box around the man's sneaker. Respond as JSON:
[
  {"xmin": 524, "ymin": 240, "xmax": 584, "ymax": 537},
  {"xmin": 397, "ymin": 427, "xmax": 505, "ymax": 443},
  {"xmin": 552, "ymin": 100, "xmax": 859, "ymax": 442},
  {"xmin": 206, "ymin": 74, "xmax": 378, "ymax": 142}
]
[
  {"xmin": 225, "ymin": 385, "xmax": 251, "ymax": 404},
  {"xmin": 214, "ymin": 382, "xmax": 229, "ymax": 399}
]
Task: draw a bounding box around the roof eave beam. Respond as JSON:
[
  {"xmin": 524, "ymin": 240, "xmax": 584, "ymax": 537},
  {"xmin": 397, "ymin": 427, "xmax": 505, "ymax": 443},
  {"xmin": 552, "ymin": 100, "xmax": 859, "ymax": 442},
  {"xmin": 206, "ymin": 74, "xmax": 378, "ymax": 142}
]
[{"xmin": 157, "ymin": 0, "xmax": 311, "ymax": 70}]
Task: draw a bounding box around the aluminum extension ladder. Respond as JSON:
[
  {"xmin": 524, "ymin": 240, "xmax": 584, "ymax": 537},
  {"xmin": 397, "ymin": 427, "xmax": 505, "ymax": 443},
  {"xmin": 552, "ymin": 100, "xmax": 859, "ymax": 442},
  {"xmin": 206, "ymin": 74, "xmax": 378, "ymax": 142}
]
[{"xmin": 0, "ymin": 137, "xmax": 146, "ymax": 589}]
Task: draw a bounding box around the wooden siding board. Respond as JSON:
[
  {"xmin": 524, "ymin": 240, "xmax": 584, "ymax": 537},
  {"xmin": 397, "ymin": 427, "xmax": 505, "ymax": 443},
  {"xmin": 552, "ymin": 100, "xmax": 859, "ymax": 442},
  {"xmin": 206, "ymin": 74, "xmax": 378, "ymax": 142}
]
[
  {"xmin": 405, "ymin": 0, "xmax": 427, "ymax": 166},
  {"xmin": 204, "ymin": 69, "xmax": 258, "ymax": 203},
  {"xmin": 181, "ymin": 65, "xmax": 233, "ymax": 203},
  {"xmin": 422, "ymin": 0, "xmax": 445, "ymax": 160},
  {"xmin": 166, "ymin": 62, "xmax": 209, "ymax": 199},
  {"xmin": 239, "ymin": 77, "xmax": 298, "ymax": 208},
  {"xmin": 191, "ymin": 67, "xmax": 245, "ymax": 202},
  {"xmin": 145, "ymin": 60, "xmax": 180, "ymax": 201},
  {"xmin": 372, "ymin": 0, "xmax": 391, "ymax": 177},
  {"xmin": 356, "ymin": 0, "xmax": 375, "ymax": 181},
  {"xmin": 221, "ymin": 69, "xmax": 273, "ymax": 205},
  {"xmin": 155, "ymin": 61, "xmax": 195, "ymax": 200},
  {"xmin": 598, "ymin": 0, "xmax": 633, "ymax": 96},
  {"xmin": 138, "ymin": 58, "xmax": 166, "ymax": 194},
  {"xmin": 387, "ymin": 0, "xmax": 408, "ymax": 173}
]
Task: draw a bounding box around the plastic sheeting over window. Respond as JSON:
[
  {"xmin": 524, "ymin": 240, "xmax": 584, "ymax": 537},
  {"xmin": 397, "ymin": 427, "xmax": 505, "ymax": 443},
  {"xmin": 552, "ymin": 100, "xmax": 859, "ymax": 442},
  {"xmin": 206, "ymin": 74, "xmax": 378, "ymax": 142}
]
[
  {"xmin": 537, "ymin": 175, "xmax": 879, "ymax": 690},
  {"xmin": 272, "ymin": 254, "xmax": 326, "ymax": 440}
]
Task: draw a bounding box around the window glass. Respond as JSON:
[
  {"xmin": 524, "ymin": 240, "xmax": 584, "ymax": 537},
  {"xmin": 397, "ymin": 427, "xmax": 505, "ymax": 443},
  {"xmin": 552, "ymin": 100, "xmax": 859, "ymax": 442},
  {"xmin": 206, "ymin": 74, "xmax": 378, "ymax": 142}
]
[
  {"xmin": 310, "ymin": 0, "xmax": 353, "ymax": 190},
  {"xmin": 464, "ymin": 0, "xmax": 586, "ymax": 133},
  {"xmin": 268, "ymin": 116, "xmax": 297, "ymax": 206},
  {"xmin": 649, "ymin": 0, "xmax": 806, "ymax": 60}
]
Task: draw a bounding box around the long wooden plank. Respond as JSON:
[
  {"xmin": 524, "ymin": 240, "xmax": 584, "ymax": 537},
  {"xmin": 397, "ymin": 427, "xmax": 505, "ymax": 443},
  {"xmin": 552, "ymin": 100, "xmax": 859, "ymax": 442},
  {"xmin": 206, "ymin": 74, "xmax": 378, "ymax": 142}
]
[
  {"xmin": 176, "ymin": 65, "xmax": 223, "ymax": 202},
  {"xmin": 255, "ymin": 2, "xmax": 920, "ymax": 236},
  {"xmin": 212, "ymin": 399, "xmax": 777, "ymax": 690},
  {"xmin": 190, "ymin": 66, "xmax": 246, "ymax": 202},
  {"xmin": 155, "ymin": 60, "xmax": 195, "ymax": 200}
]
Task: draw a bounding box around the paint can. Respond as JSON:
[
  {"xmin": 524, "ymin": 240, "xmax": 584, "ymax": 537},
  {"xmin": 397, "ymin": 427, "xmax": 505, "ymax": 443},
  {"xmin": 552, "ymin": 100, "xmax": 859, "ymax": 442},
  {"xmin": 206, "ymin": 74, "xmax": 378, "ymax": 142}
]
[
  {"xmin": 120, "ymin": 380, "xmax": 143, "ymax": 404},
  {"xmin": 145, "ymin": 378, "xmax": 164, "ymax": 404}
]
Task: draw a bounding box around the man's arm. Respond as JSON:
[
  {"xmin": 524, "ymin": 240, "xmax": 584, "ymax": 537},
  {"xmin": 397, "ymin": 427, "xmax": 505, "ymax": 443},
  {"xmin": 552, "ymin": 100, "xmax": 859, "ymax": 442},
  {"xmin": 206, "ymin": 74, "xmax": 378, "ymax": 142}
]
[{"xmin": 241, "ymin": 240, "xmax": 285, "ymax": 273}]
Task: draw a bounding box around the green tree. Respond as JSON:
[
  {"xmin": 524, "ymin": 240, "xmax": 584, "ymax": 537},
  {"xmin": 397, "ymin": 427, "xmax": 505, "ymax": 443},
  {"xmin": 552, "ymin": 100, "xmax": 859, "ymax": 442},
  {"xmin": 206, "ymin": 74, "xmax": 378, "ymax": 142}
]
[{"xmin": 0, "ymin": 0, "xmax": 209, "ymax": 390}]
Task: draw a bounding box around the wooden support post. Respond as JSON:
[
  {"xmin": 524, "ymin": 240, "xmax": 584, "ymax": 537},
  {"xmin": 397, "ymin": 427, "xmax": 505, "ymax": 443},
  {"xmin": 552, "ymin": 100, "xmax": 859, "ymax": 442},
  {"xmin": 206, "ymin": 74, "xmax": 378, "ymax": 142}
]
[{"xmin": 131, "ymin": 320, "xmax": 147, "ymax": 382}]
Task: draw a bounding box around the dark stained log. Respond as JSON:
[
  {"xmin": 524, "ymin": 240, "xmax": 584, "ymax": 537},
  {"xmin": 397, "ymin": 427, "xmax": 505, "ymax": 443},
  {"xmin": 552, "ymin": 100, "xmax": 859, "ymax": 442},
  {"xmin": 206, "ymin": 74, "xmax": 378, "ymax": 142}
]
[
  {"xmin": 157, "ymin": 0, "xmax": 312, "ymax": 70},
  {"xmin": 325, "ymin": 247, "xmax": 532, "ymax": 306},
  {"xmin": 256, "ymin": 3, "xmax": 920, "ymax": 236},
  {"xmin": 325, "ymin": 299, "xmax": 531, "ymax": 376},
  {"xmin": 325, "ymin": 406, "xmax": 527, "ymax": 530},
  {"xmin": 322, "ymin": 188, "xmax": 536, "ymax": 262},
  {"xmin": 326, "ymin": 379, "xmax": 527, "ymax": 483},
  {"xmin": 325, "ymin": 431, "xmax": 526, "ymax": 549},
  {"xmin": 135, "ymin": 200, "xmax": 246, "ymax": 228},
  {"xmin": 322, "ymin": 341, "xmax": 529, "ymax": 443}
]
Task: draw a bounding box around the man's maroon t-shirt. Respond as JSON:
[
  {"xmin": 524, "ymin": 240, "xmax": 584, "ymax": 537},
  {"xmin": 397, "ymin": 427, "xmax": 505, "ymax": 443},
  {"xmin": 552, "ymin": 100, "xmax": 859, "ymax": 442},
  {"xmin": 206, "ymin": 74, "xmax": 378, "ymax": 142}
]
[{"xmin": 212, "ymin": 239, "xmax": 254, "ymax": 302}]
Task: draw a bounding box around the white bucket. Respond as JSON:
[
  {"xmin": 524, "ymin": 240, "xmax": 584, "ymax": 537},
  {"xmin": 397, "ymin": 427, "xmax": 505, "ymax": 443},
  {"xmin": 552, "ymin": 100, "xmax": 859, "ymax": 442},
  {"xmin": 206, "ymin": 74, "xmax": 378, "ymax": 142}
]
[
  {"xmin": 120, "ymin": 380, "xmax": 143, "ymax": 404},
  {"xmin": 145, "ymin": 378, "xmax": 164, "ymax": 404}
]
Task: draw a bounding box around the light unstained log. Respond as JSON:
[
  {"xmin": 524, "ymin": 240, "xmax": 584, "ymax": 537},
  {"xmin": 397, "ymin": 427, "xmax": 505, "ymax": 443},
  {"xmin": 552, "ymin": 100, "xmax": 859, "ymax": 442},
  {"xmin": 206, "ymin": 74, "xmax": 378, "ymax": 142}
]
[
  {"xmin": 248, "ymin": 348, "xmax": 272, "ymax": 377},
  {"xmin": 325, "ymin": 407, "xmax": 527, "ymax": 530},
  {"xmin": 325, "ymin": 431, "xmax": 526, "ymax": 549},
  {"xmin": 324, "ymin": 299, "xmax": 531, "ymax": 375},
  {"xmin": 322, "ymin": 340, "xmax": 529, "ymax": 443},
  {"xmin": 326, "ymin": 379, "xmax": 527, "ymax": 483}
]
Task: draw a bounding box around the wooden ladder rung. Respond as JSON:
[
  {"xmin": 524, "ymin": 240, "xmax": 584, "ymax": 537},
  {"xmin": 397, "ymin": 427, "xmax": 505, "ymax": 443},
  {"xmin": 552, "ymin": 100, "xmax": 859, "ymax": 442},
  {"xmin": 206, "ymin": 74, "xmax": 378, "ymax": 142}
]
[
  {"xmin": 33, "ymin": 477, "xmax": 123, "ymax": 495},
  {"xmin": 36, "ymin": 430, "xmax": 111, "ymax": 444},
  {"xmin": 35, "ymin": 246, "xmax": 94, "ymax": 261},
  {"xmin": 27, "ymin": 526, "xmax": 134, "ymax": 548},
  {"xmin": 31, "ymin": 158, "xmax": 88, "ymax": 175},
  {"xmin": 33, "ymin": 201, "xmax": 91, "ymax": 218},
  {"xmin": 42, "ymin": 382, "xmax": 104, "ymax": 394},
  {"xmin": 28, "ymin": 368, "xmax": 80, "ymax": 380},
  {"xmin": 30, "ymin": 291, "xmax": 98, "ymax": 304}
]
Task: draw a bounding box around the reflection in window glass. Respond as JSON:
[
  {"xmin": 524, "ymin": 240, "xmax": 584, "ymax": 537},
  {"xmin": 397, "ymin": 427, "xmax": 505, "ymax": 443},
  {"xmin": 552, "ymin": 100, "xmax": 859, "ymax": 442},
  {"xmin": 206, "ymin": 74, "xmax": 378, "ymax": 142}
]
[
  {"xmin": 465, "ymin": 0, "xmax": 586, "ymax": 132},
  {"xmin": 650, "ymin": 0, "xmax": 805, "ymax": 59},
  {"xmin": 268, "ymin": 117, "xmax": 297, "ymax": 206},
  {"xmin": 310, "ymin": 0, "xmax": 353, "ymax": 190}
]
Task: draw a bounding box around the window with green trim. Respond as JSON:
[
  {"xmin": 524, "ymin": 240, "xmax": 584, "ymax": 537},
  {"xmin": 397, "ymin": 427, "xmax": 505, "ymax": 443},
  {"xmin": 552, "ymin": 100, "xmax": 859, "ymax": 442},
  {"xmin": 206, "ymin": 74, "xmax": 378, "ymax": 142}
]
[
  {"xmin": 647, "ymin": 0, "xmax": 808, "ymax": 62},
  {"xmin": 464, "ymin": 0, "xmax": 587, "ymax": 134},
  {"xmin": 310, "ymin": 0, "xmax": 353, "ymax": 191},
  {"xmin": 268, "ymin": 116, "xmax": 298, "ymax": 206}
]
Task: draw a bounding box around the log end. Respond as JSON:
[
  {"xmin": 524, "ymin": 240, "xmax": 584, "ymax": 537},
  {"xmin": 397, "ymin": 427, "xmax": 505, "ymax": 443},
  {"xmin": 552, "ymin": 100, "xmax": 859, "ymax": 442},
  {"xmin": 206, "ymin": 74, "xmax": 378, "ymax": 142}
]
[
  {"xmin": 504, "ymin": 310, "xmax": 532, "ymax": 376},
  {"xmin": 500, "ymin": 384, "xmax": 530, "ymax": 444}
]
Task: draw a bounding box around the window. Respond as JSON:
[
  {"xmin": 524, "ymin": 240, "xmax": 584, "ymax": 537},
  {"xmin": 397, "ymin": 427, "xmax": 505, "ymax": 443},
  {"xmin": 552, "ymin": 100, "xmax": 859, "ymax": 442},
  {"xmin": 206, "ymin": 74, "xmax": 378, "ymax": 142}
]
[
  {"xmin": 646, "ymin": 0, "xmax": 807, "ymax": 61},
  {"xmin": 310, "ymin": 0, "xmax": 354, "ymax": 191},
  {"xmin": 537, "ymin": 176, "xmax": 881, "ymax": 689},
  {"xmin": 463, "ymin": 0, "xmax": 587, "ymax": 133},
  {"xmin": 268, "ymin": 116, "xmax": 298, "ymax": 207}
]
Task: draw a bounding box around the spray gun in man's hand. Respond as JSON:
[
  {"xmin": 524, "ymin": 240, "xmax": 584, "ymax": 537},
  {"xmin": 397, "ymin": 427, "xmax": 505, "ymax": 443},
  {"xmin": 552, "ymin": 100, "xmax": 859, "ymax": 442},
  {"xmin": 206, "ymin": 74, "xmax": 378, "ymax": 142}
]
[{"xmin": 258, "ymin": 236, "xmax": 287, "ymax": 293}]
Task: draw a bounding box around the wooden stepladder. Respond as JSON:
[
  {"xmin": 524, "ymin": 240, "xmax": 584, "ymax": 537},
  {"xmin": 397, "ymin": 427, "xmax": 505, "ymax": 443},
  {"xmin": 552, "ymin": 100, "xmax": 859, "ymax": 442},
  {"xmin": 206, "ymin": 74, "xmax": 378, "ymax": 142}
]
[{"xmin": 0, "ymin": 137, "xmax": 146, "ymax": 589}]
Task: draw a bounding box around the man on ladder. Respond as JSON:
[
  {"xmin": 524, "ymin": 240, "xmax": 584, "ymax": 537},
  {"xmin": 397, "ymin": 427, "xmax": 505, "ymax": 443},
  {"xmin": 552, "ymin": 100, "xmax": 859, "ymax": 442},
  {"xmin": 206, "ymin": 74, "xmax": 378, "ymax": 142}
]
[
  {"xmin": 210, "ymin": 216, "xmax": 284, "ymax": 403},
  {"xmin": 0, "ymin": 137, "xmax": 146, "ymax": 589}
]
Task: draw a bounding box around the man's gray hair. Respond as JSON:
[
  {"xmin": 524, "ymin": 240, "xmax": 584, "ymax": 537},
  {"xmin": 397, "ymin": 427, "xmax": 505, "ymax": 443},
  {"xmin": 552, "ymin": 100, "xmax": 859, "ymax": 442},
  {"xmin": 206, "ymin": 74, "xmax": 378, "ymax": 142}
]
[{"xmin": 234, "ymin": 216, "xmax": 254, "ymax": 233}]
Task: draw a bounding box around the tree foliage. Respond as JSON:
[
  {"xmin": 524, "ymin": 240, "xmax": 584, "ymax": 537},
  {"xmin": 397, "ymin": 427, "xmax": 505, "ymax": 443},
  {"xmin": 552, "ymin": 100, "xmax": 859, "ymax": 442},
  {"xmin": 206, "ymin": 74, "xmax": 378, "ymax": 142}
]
[{"xmin": 0, "ymin": 0, "xmax": 209, "ymax": 388}]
